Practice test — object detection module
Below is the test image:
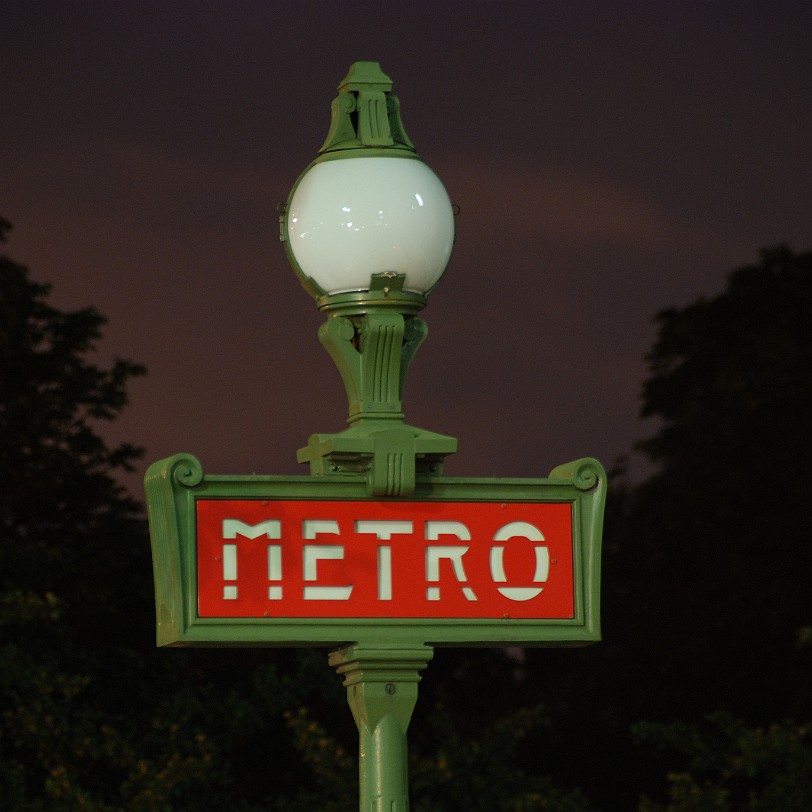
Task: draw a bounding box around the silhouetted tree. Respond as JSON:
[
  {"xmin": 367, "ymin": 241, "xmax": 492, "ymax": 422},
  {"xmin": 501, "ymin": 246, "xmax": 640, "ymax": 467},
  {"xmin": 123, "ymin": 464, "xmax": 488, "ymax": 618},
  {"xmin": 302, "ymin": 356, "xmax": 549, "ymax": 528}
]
[
  {"xmin": 0, "ymin": 216, "xmax": 153, "ymax": 805},
  {"xmin": 629, "ymin": 246, "xmax": 812, "ymax": 717}
]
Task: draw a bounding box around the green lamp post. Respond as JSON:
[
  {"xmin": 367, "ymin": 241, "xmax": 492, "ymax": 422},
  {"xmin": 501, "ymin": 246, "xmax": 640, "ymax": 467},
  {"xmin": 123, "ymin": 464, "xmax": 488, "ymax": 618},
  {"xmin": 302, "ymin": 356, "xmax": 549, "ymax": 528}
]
[
  {"xmin": 278, "ymin": 61, "xmax": 457, "ymax": 812},
  {"xmin": 145, "ymin": 59, "xmax": 605, "ymax": 812},
  {"xmin": 279, "ymin": 60, "xmax": 457, "ymax": 498}
]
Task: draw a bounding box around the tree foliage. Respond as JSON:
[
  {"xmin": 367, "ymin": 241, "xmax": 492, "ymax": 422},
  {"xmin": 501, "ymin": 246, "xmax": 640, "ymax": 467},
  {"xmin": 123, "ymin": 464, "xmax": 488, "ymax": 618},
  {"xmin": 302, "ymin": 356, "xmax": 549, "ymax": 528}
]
[
  {"xmin": 635, "ymin": 713, "xmax": 812, "ymax": 812},
  {"xmin": 0, "ymin": 216, "xmax": 153, "ymax": 808},
  {"xmin": 0, "ymin": 216, "xmax": 147, "ymax": 630},
  {"xmin": 626, "ymin": 246, "xmax": 812, "ymax": 716},
  {"xmin": 614, "ymin": 247, "xmax": 812, "ymax": 808}
]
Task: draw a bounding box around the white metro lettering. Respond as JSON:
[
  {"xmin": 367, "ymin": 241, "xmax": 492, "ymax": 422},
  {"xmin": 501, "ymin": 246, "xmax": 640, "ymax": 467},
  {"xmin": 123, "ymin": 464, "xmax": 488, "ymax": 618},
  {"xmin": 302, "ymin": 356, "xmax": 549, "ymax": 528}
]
[
  {"xmin": 222, "ymin": 519, "xmax": 281, "ymax": 539},
  {"xmin": 490, "ymin": 521, "xmax": 548, "ymax": 601},
  {"xmin": 214, "ymin": 515, "xmax": 557, "ymax": 604},
  {"xmin": 355, "ymin": 521, "xmax": 413, "ymax": 600},
  {"xmin": 221, "ymin": 519, "xmax": 281, "ymax": 600},
  {"xmin": 425, "ymin": 521, "xmax": 477, "ymax": 601},
  {"xmin": 302, "ymin": 519, "xmax": 352, "ymax": 600}
]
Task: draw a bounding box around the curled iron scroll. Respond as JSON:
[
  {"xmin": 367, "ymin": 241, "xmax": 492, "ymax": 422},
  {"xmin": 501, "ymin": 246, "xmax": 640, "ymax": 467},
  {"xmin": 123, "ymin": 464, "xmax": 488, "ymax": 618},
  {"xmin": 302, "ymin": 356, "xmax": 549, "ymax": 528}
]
[
  {"xmin": 549, "ymin": 457, "xmax": 604, "ymax": 491},
  {"xmin": 168, "ymin": 453, "xmax": 204, "ymax": 488}
]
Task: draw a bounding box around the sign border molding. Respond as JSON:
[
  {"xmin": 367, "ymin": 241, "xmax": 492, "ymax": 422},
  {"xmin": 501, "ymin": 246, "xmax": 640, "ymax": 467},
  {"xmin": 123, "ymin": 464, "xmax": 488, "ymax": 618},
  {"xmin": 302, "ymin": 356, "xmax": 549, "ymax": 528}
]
[{"xmin": 145, "ymin": 453, "xmax": 605, "ymax": 648}]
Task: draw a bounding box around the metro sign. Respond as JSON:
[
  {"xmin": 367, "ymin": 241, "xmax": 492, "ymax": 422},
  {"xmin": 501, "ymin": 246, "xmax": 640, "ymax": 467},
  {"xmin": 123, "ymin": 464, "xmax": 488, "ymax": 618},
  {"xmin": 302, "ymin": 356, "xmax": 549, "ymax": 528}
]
[
  {"xmin": 145, "ymin": 454, "xmax": 605, "ymax": 647},
  {"xmin": 197, "ymin": 500, "xmax": 574, "ymax": 619}
]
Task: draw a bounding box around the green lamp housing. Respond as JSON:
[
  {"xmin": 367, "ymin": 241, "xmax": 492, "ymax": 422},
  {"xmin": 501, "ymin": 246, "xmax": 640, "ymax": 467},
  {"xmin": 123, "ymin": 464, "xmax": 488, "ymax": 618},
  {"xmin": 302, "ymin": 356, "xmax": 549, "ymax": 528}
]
[{"xmin": 279, "ymin": 62, "xmax": 457, "ymax": 497}]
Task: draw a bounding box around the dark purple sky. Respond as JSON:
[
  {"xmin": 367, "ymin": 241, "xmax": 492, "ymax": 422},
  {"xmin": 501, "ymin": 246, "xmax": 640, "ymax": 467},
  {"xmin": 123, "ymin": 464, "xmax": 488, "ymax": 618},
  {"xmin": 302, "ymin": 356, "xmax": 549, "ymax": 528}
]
[{"xmin": 4, "ymin": 1, "xmax": 811, "ymax": 496}]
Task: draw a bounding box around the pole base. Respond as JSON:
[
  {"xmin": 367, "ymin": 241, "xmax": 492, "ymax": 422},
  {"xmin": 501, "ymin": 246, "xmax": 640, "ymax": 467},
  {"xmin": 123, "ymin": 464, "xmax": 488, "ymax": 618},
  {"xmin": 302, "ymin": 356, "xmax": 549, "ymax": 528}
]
[{"xmin": 330, "ymin": 645, "xmax": 433, "ymax": 812}]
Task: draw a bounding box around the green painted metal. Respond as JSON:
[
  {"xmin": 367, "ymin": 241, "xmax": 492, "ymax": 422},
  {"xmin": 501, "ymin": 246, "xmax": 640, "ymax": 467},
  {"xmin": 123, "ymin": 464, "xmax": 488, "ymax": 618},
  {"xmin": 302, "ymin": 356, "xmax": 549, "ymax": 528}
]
[
  {"xmin": 318, "ymin": 60, "xmax": 416, "ymax": 157},
  {"xmin": 330, "ymin": 645, "xmax": 432, "ymax": 812},
  {"xmin": 144, "ymin": 453, "xmax": 605, "ymax": 648},
  {"xmin": 297, "ymin": 273, "xmax": 457, "ymax": 496}
]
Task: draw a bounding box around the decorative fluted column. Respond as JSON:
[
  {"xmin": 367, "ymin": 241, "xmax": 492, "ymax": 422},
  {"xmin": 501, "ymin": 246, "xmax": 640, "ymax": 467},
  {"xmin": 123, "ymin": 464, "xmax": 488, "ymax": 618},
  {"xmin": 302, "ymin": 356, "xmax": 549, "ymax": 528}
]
[{"xmin": 329, "ymin": 645, "xmax": 434, "ymax": 812}]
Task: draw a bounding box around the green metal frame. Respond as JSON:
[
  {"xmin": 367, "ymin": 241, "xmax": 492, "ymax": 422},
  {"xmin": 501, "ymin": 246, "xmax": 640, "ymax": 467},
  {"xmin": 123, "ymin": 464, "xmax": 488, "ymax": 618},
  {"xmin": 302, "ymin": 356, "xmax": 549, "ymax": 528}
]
[{"xmin": 144, "ymin": 453, "xmax": 605, "ymax": 648}]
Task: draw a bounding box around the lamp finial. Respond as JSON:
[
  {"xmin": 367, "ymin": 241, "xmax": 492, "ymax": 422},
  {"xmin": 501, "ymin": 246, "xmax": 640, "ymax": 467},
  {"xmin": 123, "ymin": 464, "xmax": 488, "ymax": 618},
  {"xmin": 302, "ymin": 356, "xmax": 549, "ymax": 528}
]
[{"xmin": 320, "ymin": 60, "xmax": 415, "ymax": 154}]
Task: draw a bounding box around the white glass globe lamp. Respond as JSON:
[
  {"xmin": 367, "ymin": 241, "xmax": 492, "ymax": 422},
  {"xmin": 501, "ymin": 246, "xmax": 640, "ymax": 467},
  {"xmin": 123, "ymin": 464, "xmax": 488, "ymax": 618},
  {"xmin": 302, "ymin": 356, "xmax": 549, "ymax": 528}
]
[{"xmin": 286, "ymin": 155, "xmax": 454, "ymax": 299}]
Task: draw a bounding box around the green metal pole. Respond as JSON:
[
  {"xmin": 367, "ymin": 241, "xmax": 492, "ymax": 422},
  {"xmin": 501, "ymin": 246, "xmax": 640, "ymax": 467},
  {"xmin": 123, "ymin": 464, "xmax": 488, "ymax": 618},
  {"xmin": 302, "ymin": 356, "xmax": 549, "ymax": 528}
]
[{"xmin": 330, "ymin": 645, "xmax": 433, "ymax": 812}]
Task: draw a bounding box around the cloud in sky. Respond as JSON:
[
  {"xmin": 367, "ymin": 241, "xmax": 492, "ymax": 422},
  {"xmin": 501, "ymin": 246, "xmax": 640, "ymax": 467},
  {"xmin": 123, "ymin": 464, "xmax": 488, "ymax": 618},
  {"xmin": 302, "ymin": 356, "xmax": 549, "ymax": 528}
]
[{"xmin": 443, "ymin": 155, "xmax": 694, "ymax": 245}]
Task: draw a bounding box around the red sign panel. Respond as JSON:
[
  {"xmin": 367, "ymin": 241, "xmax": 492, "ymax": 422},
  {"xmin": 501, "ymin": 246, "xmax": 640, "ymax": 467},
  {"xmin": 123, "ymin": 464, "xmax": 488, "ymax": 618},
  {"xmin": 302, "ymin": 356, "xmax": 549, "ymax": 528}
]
[{"xmin": 196, "ymin": 499, "xmax": 574, "ymax": 620}]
